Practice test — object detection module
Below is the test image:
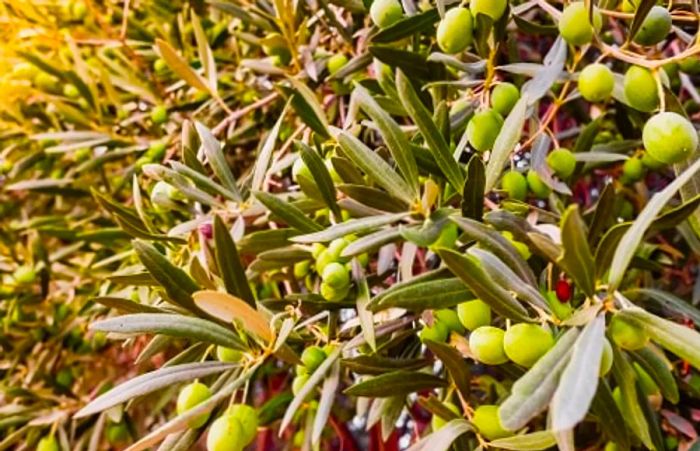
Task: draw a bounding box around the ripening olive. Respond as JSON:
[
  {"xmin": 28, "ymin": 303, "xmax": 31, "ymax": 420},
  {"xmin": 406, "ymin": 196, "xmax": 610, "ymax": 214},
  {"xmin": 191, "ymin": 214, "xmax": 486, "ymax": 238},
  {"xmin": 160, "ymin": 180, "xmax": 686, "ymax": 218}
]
[
  {"xmin": 466, "ymin": 109, "xmax": 504, "ymax": 152},
  {"xmin": 37, "ymin": 435, "xmax": 59, "ymax": 451},
  {"xmin": 419, "ymin": 320, "xmax": 450, "ymax": 343},
  {"xmin": 643, "ymin": 112, "xmax": 698, "ymax": 164},
  {"xmin": 63, "ymin": 83, "xmax": 80, "ymax": 99},
  {"xmin": 227, "ymin": 404, "xmax": 259, "ymax": 445},
  {"xmin": 469, "ymin": 326, "xmax": 508, "ymax": 365},
  {"xmin": 207, "ymin": 414, "xmax": 245, "ymax": 451},
  {"xmin": 621, "ymin": 157, "xmax": 645, "ymax": 184},
  {"xmin": 472, "ymin": 405, "xmax": 512, "ymax": 440},
  {"xmin": 578, "ymin": 63, "xmax": 614, "ymax": 102},
  {"xmin": 370, "ymin": 0, "xmax": 404, "ymax": 29},
  {"xmin": 436, "ymin": 7, "xmax": 473, "ymax": 54},
  {"xmin": 599, "ymin": 338, "xmax": 613, "ymax": 376},
  {"xmin": 623, "ymin": 66, "xmax": 659, "ymax": 112},
  {"xmin": 431, "ymin": 401, "xmax": 460, "ymax": 431},
  {"xmin": 501, "ymin": 170, "xmax": 528, "ymax": 201},
  {"xmin": 503, "ymin": 324, "xmax": 554, "ymax": 368},
  {"xmin": 609, "ymin": 315, "xmax": 648, "ymax": 350},
  {"xmin": 216, "ymin": 346, "xmax": 243, "ymax": 363},
  {"xmin": 176, "ymin": 382, "xmax": 212, "ymax": 428},
  {"xmin": 34, "ymin": 72, "xmax": 59, "ymax": 91},
  {"xmin": 457, "ymin": 299, "xmax": 491, "ymax": 331},
  {"xmin": 491, "ymin": 82, "xmax": 520, "ymax": 116},
  {"xmin": 633, "ymin": 6, "xmax": 671, "ymax": 46},
  {"xmin": 150, "ymin": 105, "xmax": 168, "ymax": 124},
  {"xmin": 321, "ymin": 262, "xmax": 350, "ymax": 288},
  {"xmin": 547, "ymin": 148, "xmax": 577, "ymax": 179},
  {"xmin": 435, "ymin": 309, "xmax": 465, "ymax": 334},
  {"xmin": 526, "ymin": 170, "xmax": 551, "ymax": 199},
  {"xmin": 559, "ymin": 3, "xmax": 603, "ymax": 46},
  {"xmin": 153, "ymin": 58, "xmax": 168, "ymax": 74},
  {"xmin": 301, "ymin": 346, "xmax": 327, "ymax": 372},
  {"xmin": 470, "ymin": 0, "xmax": 507, "ymax": 21}
]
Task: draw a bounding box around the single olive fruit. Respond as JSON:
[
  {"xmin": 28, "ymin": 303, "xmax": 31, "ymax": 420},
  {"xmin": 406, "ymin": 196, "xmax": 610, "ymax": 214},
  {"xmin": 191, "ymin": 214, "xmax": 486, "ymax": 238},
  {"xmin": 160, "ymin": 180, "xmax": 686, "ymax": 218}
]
[
  {"xmin": 321, "ymin": 262, "xmax": 350, "ymax": 288},
  {"xmin": 436, "ymin": 7, "xmax": 473, "ymax": 54},
  {"xmin": 37, "ymin": 435, "xmax": 59, "ymax": 451},
  {"xmin": 430, "ymin": 222, "xmax": 459, "ymax": 249},
  {"xmin": 605, "ymin": 442, "xmax": 620, "ymax": 451},
  {"xmin": 609, "ymin": 315, "xmax": 649, "ymax": 350},
  {"xmin": 216, "ymin": 346, "xmax": 243, "ymax": 363},
  {"xmin": 547, "ymin": 148, "xmax": 577, "ymax": 179},
  {"xmin": 500, "ymin": 170, "xmax": 528, "ymax": 201},
  {"xmin": 327, "ymin": 54, "xmax": 348, "ymax": 76},
  {"xmin": 469, "ymin": 326, "xmax": 509, "ymax": 365},
  {"xmin": 457, "ymin": 299, "xmax": 491, "ymax": 331},
  {"xmin": 641, "ymin": 151, "xmax": 666, "ymax": 170},
  {"xmin": 503, "ymin": 324, "xmax": 554, "ymax": 368},
  {"xmin": 227, "ymin": 404, "xmax": 259, "ymax": 445},
  {"xmin": 419, "ymin": 320, "xmax": 450, "ymax": 343},
  {"xmin": 501, "ymin": 231, "xmax": 531, "ymax": 260},
  {"xmin": 599, "ymin": 338, "xmax": 613, "ymax": 376},
  {"xmin": 370, "ymin": 0, "xmax": 404, "ymax": 29},
  {"xmin": 526, "ymin": 170, "xmax": 551, "ymax": 199},
  {"xmin": 320, "ymin": 281, "xmax": 350, "ymax": 301},
  {"xmin": 680, "ymin": 56, "xmax": 700, "ymax": 75},
  {"xmin": 643, "ymin": 112, "xmax": 698, "ymax": 164},
  {"xmin": 106, "ymin": 422, "xmax": 129, "ymax": 445},
  {"xmin": 633, "ymin": 362, "xmax": 660, "ymax": 396},
  {"xmin": 153, "ymin": 58, "xmax": 168, "ymax": 74},
  {"xmin": 559, "ymin": 2, "xmax": 603, "ymax": 46},
  {"xmin": 491, "ymin": 82, "xmax": 520, "ymax": 116},
  {"xmin": 12, "ymin": 265, "xmax": 36, "ymax": 284},
  {"xmin": 623, "ymin": 66, "xmax": 658, "ymax": 112},
  {"xmin": 578, "ymin": 63, "xmax": 614, "ymax": 102},
  {"xmin": 470, "ymin": 0, "xmax": 507, "ymax": 21},
  {"xmin": 55, "ymin": 368, "xmax": 74, "ymax": 388},
  {"xmin": 435, "ymin": 309, "xmax": 465, "ymax": 334},
  {"xmin": 207, "ymin": 414, "xmax": 245, "ymax": 451},
  {"xmin": 311, "ymin": 243, "xmax": 326, "ymax": 259},
  {"xmin": 315, "ymin": 249, "xmax": 335, "ymax": 274},
  {"xmin": 431, "ymin": 401, "xmax": 460, "ymax": 431},
  {"xmin": 177, "ymin": 382, "xmax": 212, "ymax": 428},
  {"xmin": 293, "ymin": 260, "xmax": 311, "ymax": 279},
  {"xmin": 472, "ymin": 405, "xmax": 512, "ymax": 440},
  {"xmin": 63, "ymin": 83, "xmax": 80, "ymax": 99},
  {"xmin": 621, "ymin": 157, "xmax": 645, "ymax": 184},
  {"xmin": 633, "ymin": 6, "xmax": 671, "ymax": 46},
  {"xmin": 71, "ymin": 1, "xmax": 87, "ymax": 20},
  {"xmin": 466, "ymin": 109, "xmax": 504, "ymax": 152},
  {"xmin": 150, "ymin": 105, "xmax": 168, "ymax": 124},
  {"xmin": 34, "ymin": 72, "xmax": 59, "ymax": 91},
  {"xmin": 301, "ymin": 346, "xmax": 327, "ymax": 372}
]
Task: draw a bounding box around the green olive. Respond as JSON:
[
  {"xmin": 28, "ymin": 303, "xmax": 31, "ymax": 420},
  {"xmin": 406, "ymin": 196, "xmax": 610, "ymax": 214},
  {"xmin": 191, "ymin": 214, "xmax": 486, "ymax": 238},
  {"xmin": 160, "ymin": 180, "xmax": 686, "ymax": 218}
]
[
  {"xmin": 609, "ymin": 314, "xmax": 648, "ymax": 350},
  {"xmin": 311, "ymin": 243, "xmax": 326, "ymax": 259},
  {"xmin": 641, "ymin": 151, "xmax": 666, "ymax": 170},
  {"xmin": 370, "ymin": 0, "xmax": 404, "ymax": 29},
  {"xmin": 633, "ymin": 6, "xmax": 671, "ymax": 46},
  {"xmin": 436, "ymin": 7, "xmax": 473, "ymax": 54},
  {"xmin": 605, "ymin": 442, "xmax": 620, "ymax": 451},
  {"xmin": 546, "ymin": 148, "xmax": 577, "ymax": 179},
  {"xmin": 419, "ymin": 320, "xmax": 450, "ymax": 343},
  {"xmin": 301, "ymin": 346, "xmax": 327, "ymax": 372},
  {"xmin": 55, "ymin": 368, "xmax": 74, "ymax": 388},
  {"xmin": 150, "ymin": 105, "xmax": 168, "ymax": 124},
  {"xmin": 599, "ymin": 338, "xmax": 613, "ymax": 376},
  {"xmin": 12, "ymin": 265, "xmax": 36, "ymax": 284},
  {"xmin": 106, "ymin": 422, "xmax": 129, "ymax": 445},
  {"xmin": 37, "ymin": 435, "xmax": 59, "ymax": 451},
  {"xmin": 71, "ymin": 1, "xmax": 87, "ymax": 20},
  {"xmin": 469, "ymin": 326, "xmax": 509, "ymax": 365},
  {"xmin": 431, "ymin": 401, "xmax": 460, "ymax": 431},
  {"xmin": 435, "ymin": 309, "xmax": 465, "ymax": 334},
  {"xmin": 293, "ymin": 260, "xmax": 311, "ymax": 279},
  {"xmin": 321, "ymin": 262, "xmax": 350, "ymax": 288},
  {"xmin": 503, "ymin": 323, "xmax": 554, "ymax": 368},
  {"xmin": 633, "ymin": 362, "xmax": 660, "ymax": 396},
  {"xmin": 679, "ymin": 56, "xmax": 700, "ymax": 75},
  {"xmin": 472, "ymin": 405, "xmax": 512, "ymax": 440},
  {"xmin": 526, "ymin": 170, "xmax": 551, "ymax": 199},
  {"xmin": 457, "ymin": 299, "xmax": 491, "ymax": 331},
  {"xmin": 292, "ymin": 374, "xmax": 309, "ymax": 395},
  {"xmin": 623, "ymin": 66, "xmax": 659, "ymax": 112},
  {"xmin": 470, "ymin": 0, "xmax": 507, "ymax": 21},
  {"xmin": 315, "ymin": 249, "xmax": 335, "ymax": 274},
  {"xmin": 63, "ymin": 83, "xmax": 80, "ymax": 99},
  {"xmin": 216, "ymin": 346, "xmax": 244, "ymax": 363},
  {"xmin": 491, "ymin": 82, "xmax": 520, "ymax": 116},
  {"xmin": 559, "ymin": 2, "xmax": 603, "ymax": 46},
  {"xmin": 643, "ymin": 112, "xmax": 698, "ymax": 164},
  {"xmin": 621, "ymin": 157, "xmax": 645, "ymax": 184},
  {"xmin": 578, "ymin": 63, "xmax": 614, "ymax": 102},
  {"xmin": 227, "ymin": 404, "xmax": 259, "ymax": 445},
  {"xmin": 327, "ymin": 54, "xmax": 349, "ymax": 75},
  {"xmin": 176, "ymin": 382, "xmax": 212, "ymax": 428},
  {"xmin": 466, "ymin": 109, "xmax": 504, "ymax": 152},
  {"xmin": 327, "ymin": 237, "xmax": 351, "ymax": 261},
  {"xmin": 501, "ymin": 231, "xmax": 531, "ymax": 260},
  {"xmin": 207, "ymin": 414, "xmax": 245, "ymax": 451},
  {"xmin": 500, "ymin": 170, "xmax": 528, "ymax": 201},
  {"xmin": 320, "ymin": 281, "xmax": 350, "ymax": 301},
  {"xmin": 153, "ymin": 58, "xmax": 168, "ymax": 74},
  {"xmin": 34, "ymin": 72, "xmax": 59, "ymax": 92}
]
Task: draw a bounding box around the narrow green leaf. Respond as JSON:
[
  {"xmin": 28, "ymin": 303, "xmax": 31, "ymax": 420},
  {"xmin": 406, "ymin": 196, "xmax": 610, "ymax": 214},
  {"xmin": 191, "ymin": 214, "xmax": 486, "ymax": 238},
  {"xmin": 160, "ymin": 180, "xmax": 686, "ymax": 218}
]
[
  {"xmin": 609, "ymin": 157, "xmax": 700, "ymax": 290},
  {"xmin": 424, "ymin": 340, "xmax": 471, "ymax": 400},
  {"xmin": 337, "ymin": 184, "xmax": 409, "ymax": 213},
  {"xmin": 611, "ymin": 344, "xmax": 654, "ymax": 448},
  {"xmin": 344, "ymin": 370, "xmax": 447, "ymax": 397},
  {"xmin": 407, "ymin": 420, "xmax": 473, "ymax": 451},
  {"xmin": 461, "ymin": 155, "xmax": 485, "ymax": 220},
  {"xmin": 254, "ymin": 191, "xmax": 323, "ymax": 233},
  {"xmin": 213, "ymin": 216, "xmax": 255, "ymax": 305},
  {"xmin": 287, "ymin": 77, "xmax": 330, "ymax": 138},
  {"xmin": 590, "ymin": 380, "xmax": 630, "ymax": 449},
  {"xmin": 312, "ymin": 360, "xmax": 340, "ymax": 445},
  {"xmin": 93, "ymin": 297, "xmax": 167, "ymax": 314},
  {"xmin": 396, "ymin": 69, "xmax": 464, "ymax": 192},
  {"xmin": 194, "ymin": 122, "xmax": 242, "ymax": 201},
  {"xmin": 341, "ymin": 227, "xmax": 402, "ymax": 258},
  {"xmin": 342, "ymin": 356, "xmax": 429, "ymax": 375},
  {"xmin": 353, "ymin": 260, "xmax": 376, "ymax": 351},
  {"xmin": 627, "ymin": 0, "xmax": 657, "ymax": 43},
  {"xmin": 631, "ymin": 347, "xmax": 680, "ymax": 403},
  {"xmin": 437, "ymin": 248, "xmax": 532, "ymax": 322},
  {"xmin": 488, "ymin": 431, "xmax": 557, "ymax": 450},
  {"xmin": 155, "ymin": 39, "xmax": 210, "ymax": 92},
  {"xmin": 371, "ymin": 8, "xmax": 440, "ymax": 43},
  {"xmin": 625, "ymin": 287, "xmax": 700, "ymax": 325},
  {"xmin": 369, "ymin": 278, "xmax": 472, "ymax": 312},
  {"xmin": 251, "ymin": 102, "xmax": 287, "ymax": 192},
  {"xmin": 298, "ymin": 142, "xmax": 341, "ymax": 218},
  {"xmin": 291, "ymin": 212, "xmax": 407, "ymax": 243},
  {"xmin": 485, "ymin": 96, "xmax": 528, "ymax": 192},
  {"xmin": 557, "ymin": 205, "xmax": 596, "ymax": 297}
]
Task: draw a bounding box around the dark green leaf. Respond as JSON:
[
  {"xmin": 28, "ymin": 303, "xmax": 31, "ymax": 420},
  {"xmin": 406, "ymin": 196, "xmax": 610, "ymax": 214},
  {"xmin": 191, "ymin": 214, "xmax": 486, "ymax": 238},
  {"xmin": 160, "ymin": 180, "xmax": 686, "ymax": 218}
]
[
  {"xmin": 291, "ymin": 212, "xmax": 407, "ymax": 243},
  {"xmin": 342, "ymin": 356, "xmax": 429, "ymax": 375},
  {"xmin": 371, "ymin": 9, "xmax": 440, "ymax": 43},
  {"xmin": 631, "ymin": 347, "xmax": 679, "ymax": 403},
  {"xmin": 344, "ymin": 370, "xmax": 447, "ymax": 397},
  {"xmin": 369, "ymin": 277, "xmax": 472, "ymax": 312},
  {"xmin": 424, "ymin": 340, "xmax": 471, "ymax": 399},
  {"xmin": 213, "ymin": 216, "xmax": 255, "ymax": 305},
  {"xmin": 557, "ymin": 205, "xmax": 596, "ymax": 297},
  {"xmin": 254, "ymin": 191, "xmax": 323, "ymax": 233},
  {"xmin": 461, "ymin": 155, "xmax": 486, "ymax": 221}
]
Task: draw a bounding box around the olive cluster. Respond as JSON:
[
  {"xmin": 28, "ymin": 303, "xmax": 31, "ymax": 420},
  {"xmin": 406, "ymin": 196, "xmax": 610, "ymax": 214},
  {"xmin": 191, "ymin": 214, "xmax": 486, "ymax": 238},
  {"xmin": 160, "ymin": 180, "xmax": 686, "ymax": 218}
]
[{"xmin": 293, "ymin": 345, "xmax": 335, "ymax": 395}]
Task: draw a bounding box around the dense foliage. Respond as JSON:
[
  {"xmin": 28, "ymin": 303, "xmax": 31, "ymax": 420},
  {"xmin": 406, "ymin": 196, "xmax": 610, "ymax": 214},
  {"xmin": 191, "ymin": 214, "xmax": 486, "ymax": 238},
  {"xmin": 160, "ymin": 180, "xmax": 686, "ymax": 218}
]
[{"xmin": 4, "ymin": 0, "xmax": 700, "ymax": 449}]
